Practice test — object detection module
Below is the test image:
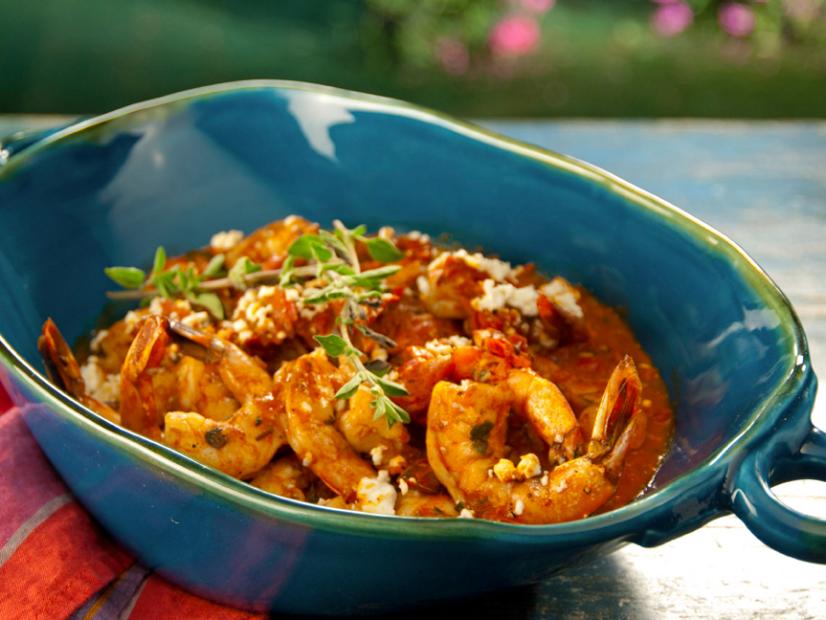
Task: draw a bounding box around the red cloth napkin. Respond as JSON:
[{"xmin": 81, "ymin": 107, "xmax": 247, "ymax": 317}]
[{"xmin": 0, "ymin": 386, "xmax": 266, "ymax": 620}]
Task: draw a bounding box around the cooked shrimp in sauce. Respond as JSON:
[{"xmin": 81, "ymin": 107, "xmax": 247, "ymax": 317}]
[{"xmin": 39, "ymin": 216, "xmax": 673, "ymax": 523}]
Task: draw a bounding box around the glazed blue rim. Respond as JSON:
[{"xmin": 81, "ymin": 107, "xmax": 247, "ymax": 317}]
[{"xmin": 0, "ymin": 80, "xmax": 813, "ymax": 542}]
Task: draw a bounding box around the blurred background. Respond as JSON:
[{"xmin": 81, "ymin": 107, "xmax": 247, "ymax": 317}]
[{"xmin": 1, "ymin": 0, "xmax": 825, "ymax": 117}]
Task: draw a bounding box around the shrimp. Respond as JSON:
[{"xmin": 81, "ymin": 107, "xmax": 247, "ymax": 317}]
[
  {"xmin": 396, "ymin": 490, "xmax": 458, "ymax": 518},
  {"xmin": 395, "ymin": 330, "xmax": 580, "ymax": 461},
  {"xmin": 250, "ymin": 454, "xmax": 314, "ymax": 500},
  {"xmin": 121, "ymin": 316, "xmax": 286, "ymax": 478},
  {"xmin": 506, "ymin": 369, "xmax": 582, "ymax": 463},
  {"xmin": 426, "ymin": 356, "xmax": 643, "ymax": 523},
  {"xmin": 337, "ymin": 384, "xmax": 409, "ymax": 461},
  {"xmin": 119, "ymin": 315, "xmax": 170, "ymax": 439},
  {"xmin": 225, "ymin": 215, "xmax": 318, "ymax": 268},
  {"xmin": 419, "ymin": 252, "xmax": 489, "ymax": 319},
  {"xmin": 38, "ymin": 319, "xmax": 121, "ymax": 424},
  {"xmin": 278, "ymin": 349, "xmax": 376, "ymax": 502}
]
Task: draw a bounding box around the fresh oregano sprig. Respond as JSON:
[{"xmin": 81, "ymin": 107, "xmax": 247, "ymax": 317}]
[
  {"xmin": 103, "ymin": 221, "xmax": 410, "ymax": 426},
  {"xmin": 105, "ymin": 247, "xmax": 227, "ymax": 319},
  {"xmin": 289, "ymin": 220, "xmax": 410, "ymax": 426}
]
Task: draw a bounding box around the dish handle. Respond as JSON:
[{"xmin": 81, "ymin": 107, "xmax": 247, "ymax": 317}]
[
  {"xmin": 729, "ymin": 383, "xmax": 826, "ymax": 563},
  {"xmin": 0, "ymin": 120, "xmax": 78, "ymax": 165}
]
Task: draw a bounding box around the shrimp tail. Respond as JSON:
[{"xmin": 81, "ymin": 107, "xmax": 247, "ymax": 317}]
[
  {"xmin": 120, "ymin": 315, "xmax": 170, "ymax": 437},
  {"xmin": 38, "ymin": 318, "xmax": 120, "ymax": 423}
]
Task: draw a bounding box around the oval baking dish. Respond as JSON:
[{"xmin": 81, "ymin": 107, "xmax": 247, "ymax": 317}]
[{"xmin": 0, "ymin": 81, "xmax": 823, "ymax": 615}]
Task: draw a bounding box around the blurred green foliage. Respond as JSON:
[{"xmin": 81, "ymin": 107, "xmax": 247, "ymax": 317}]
[{"xmin": 1, "ymin": 0, "xmax": 824, "ymax": 117}]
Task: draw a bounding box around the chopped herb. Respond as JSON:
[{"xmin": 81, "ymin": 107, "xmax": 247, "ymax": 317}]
[
  {"xmin": 254, "ymin": 429, "xmax": 274, "ymax": 442},
  {"xmin": 470, "ymin": 421, "xmax": 494, "ymax": 455},
  {"xmin": 205, "ymin": 428, "xmax": 228, "ymax": 449}
]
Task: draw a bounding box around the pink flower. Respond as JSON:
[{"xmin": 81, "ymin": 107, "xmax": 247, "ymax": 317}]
[
  {"xmin": 521, "ymin": 0, "xmax": 555, "ymax": 14},
  {"xmin": 489, "ymin": 16, "xmax": 541, "ymax": 57},
  {"xmin": 651, "ymin": 2, "xmax": 694, "ymax": 37},
  {"xmin": 718, "ymin": 3, "xmax": 755, "ymax": 38},
  {"xmin": 436, "ymin": 37, "xmax": 470, "ymax": 75}
]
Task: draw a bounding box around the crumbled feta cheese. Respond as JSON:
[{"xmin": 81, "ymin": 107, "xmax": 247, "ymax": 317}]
[
  {"xmin": 458, "ymin": 508, "xmax": 475, "ymax": 519},
  {"xmin": 424, "ymin": 335, "xmax": 470, "ymax": 356},
  {"xmin": 89, "ymin": 329, "xmax": 108, "ymax": 353},
  {"xmin": 79, "ymin": 356, "xmax": 120, "ymax": 404},
  {"xmin": 552, "ymin": 480, "xmax": 569, "ymax": 494},
  {"xmin": 398, "ymin": 478, "xmax": 409, "ymax": 496},
  {"xmin": 149, "ymin": 297, "xmax": 165, "ymax": 315},
  {"xmin": 540, "ymin": 473, "xmax": 549, "ymax": 486},
  {"xmin": 370, "ymin": 445, "xmax": 386, "ymax": 467},
  {"xmin": 438, "ymin": 249, "xmax": 515, "ymax": 282},
  {"xmin": 210, "ymin": 229, "xmax": 244, "ymax": 251},
  {"xmin": 516, "ymin": 453, "xmax": 542, "ymax": 479},
  {"xmin": 473, "ymin": 279, "xmax": 539, "ymax": 316},
  {"xmin": 416, "ymin": 275, "xmax": 430, "ymax": 297},
  {"xmin": 148, "ymin": 297, "xmax": 191, "ymax": 320},
  {"xmin": 387, "ymin": 455, "xmax": 407, "ymax": 475},
  {"xmin": 231, "ymin": 285, "xmax": 291, "ymax": 344},
  {"xmin": 124, "ymin": 310, "xmax": 142, "ymax": 332},
  {"xmin": 406, "ymin": 230, "xmax": 431, "ymax": 243},
  {"xmin": 540, "ymin": 277, "xmax": 583, "ymax": 319},
  {"xmin": 181, "ymin": 311, "xmax": 210, "ymax": 329},
  {"xmin": 513, "ymin": 499, "xmax": 525, "ymax": 516},
  {"xmin": 493, "ymin": 458, "xmax": 518, "ymax": 483},
  {"xmin": 357, "ymin": 470, "xmax": 397, "ymax": 515},
  {"xmin": 445, "ymin": 335, "xmax": 471, "ymax": 348}
]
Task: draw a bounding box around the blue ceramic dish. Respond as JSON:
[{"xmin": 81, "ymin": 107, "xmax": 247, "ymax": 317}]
[{"xmin": 0, "ymin": 81, "xmax": 824, "ymax": 615}]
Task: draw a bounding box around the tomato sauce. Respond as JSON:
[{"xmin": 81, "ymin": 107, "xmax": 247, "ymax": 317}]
[{"xmin": 533, "ymin": 289, "xmax": 674, "ymax": 511}]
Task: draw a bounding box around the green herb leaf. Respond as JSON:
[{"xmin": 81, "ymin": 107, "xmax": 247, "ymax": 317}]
[
  {"xmin": 202, "ymin": 254, "xmax": 225, "ymax": 278},
  {"xmin": 191, "ymin": 292, "xmax": 225, "ymax": 320},
  {"xmin": 304, "ymin": 288, "xmax": 352, "ymax": 305},
  {"xmin": 348, "ymin": 265, "xmax": 401, "ymax": 290},
  {"xmin": 288, "ymin": 234, "xmax": 333, "ymax": 262},
  {"xmin": 371, "ymin": 396, "xmax": 387, "ymax": 422},
  {"xmin": 279, "ymin": 255, "xmax": 296, "ymax": 287},
  {"xmin": 366, "ymin": 237, "xmax": 404, "ymax": 263},
  {"xmin": 375, "ymin": 376, "xmax": 409, "ymax": 397},
  {"xmin": 104, "ymin": 266, "xmax": 146, "ymax": 289},
  {"xmin": 364, "ymin": 359, "xmax": 391, "ymax": 377},
  {"xmin": 470, "ymin": 421, "xmax": 494, "ymax": 455},
  {"xmin": 314, "ymin": 333, "xmax": 352, "ymax": 357},
  {"xmin": 152, "ymin": 246, "xmax": 167, "ymax": 275},
  {"xmin": 356, "ymin": 324, "xmax": 397, "ymax": 349},
  {"xmin": 228, "ymin": 256, "xmax": 262, "ymax": 289},
  {"xmin": 322, "ymin": 263, "xmax": 355, "ymax": 276},
  {"xmin": 335, "ymin": 374, "xmax": 363, "ymax": 400},
  {"xmin": 374, "ymin": 397, "xmax": 410, "ymax": 426}
]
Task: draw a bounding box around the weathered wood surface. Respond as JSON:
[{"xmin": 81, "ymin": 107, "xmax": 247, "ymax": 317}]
[{"xmin": 3, "ymin": 117, "xmax": 825, "ymax": 619}]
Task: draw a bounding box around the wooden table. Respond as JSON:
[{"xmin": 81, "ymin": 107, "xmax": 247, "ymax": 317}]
[{"xmin": 2, "ymin": 116, "xmax": 825, "ymax": 619}]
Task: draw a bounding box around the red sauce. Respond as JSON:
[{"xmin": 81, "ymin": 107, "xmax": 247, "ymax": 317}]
[{"xmin": 533, "ymin": 289, "xmax": 674, "ymax": 511}]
